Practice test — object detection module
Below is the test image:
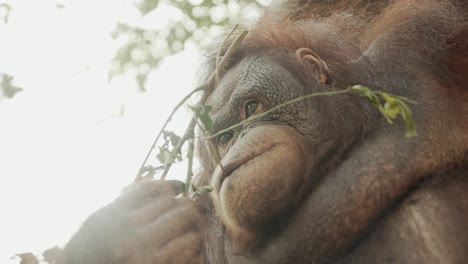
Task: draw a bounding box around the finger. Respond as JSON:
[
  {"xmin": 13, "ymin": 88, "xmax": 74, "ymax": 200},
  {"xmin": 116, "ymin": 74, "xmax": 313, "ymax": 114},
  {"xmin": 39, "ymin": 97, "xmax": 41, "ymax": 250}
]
[
  {"xmin": 118, "ymin": 180, "xmax": 185, "ymax": 209},
  {"xmin": 145, "ymin": 205, "xmax": 203, "ymax": 248},
  {"xmin": 155, "ymin": 231, "xmax": 203, "ymax": 264},
  {"xmin": 124, "ymin": 180, "xmax": 184, "ymax": 197},
  {"xmin": 164, "ymin": 180, "xmax": 185, "ymax": 195},
  {"xmin": 129, "ymin": 197, "xmax": 177, "ymax": 225}
]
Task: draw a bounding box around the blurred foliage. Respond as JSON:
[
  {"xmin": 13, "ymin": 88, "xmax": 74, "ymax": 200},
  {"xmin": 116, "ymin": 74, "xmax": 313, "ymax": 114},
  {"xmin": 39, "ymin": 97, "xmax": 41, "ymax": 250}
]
[
  {"xmin": 15, "ymin": 246, "xmax": 63, "ymax": 264},
  {"xmin": 0, "ymin": 3, "xmax": 11, "ymax": 23},
  {"xmin": 0, "ymin": 5, "xmax": 20, "ymax": 101},
  {"xmin": 14, "ymin": 253, "xmax": 38, "ymax": 264},
  {"xmin": 110, "ymin": 0, "xmax": 270, "ymax": 91},
  {"xmin": 56, "ymin": 3, "xmax": 65, "ymax": 9},
  {"xmin": 1, "ymin": 73, "xmax": 23, "ymax": 99}
]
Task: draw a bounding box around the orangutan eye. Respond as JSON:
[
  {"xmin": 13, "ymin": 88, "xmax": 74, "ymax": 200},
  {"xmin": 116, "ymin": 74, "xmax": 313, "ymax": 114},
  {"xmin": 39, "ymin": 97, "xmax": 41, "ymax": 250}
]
[
  {"xmin": 243, "ymin": 99, "xmax": 262, "ymax": 119},
  {"xmin": 217, "ymin": 132, "xmax": 233, "ymax": 145}
]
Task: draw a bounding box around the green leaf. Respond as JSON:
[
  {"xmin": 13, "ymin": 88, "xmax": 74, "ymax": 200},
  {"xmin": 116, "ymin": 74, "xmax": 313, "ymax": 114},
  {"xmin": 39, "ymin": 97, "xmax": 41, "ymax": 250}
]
[
  {"xmin": 156, "ymin": 131, "xmax": 183, "ymax": 165},
  {"xmin": 381, "ymin": 92, "xmax": 400, "ymax": 119},
  {"xmin": 380, "ymin": 92, "xmax": 398, "ymax": 105},
  {"xmin": 383, "ymin": 102, "xmax": 400, "ymax": 120},
  {"xmin": 350, "ymin": 85, "xmax": 417, "ymax": 138},
  {"xmin": 350, "ymin": 85, "xmax": 371, "ymax": 95},
  {"xmin": 191, "ymin": 184, "xmax": 213, "ymax": 196},
  {"xmin": 163, "ymin": 131, "xmax": 181, "ymax": 148},
  {"xmin": 350, "ymin": 85, "xmax": 381, "ymax": 108},
  {"xmin": 156, "ymin": 147, "xmax": 175, "ymax": 165},
  {"xmin": 1, "ymin": 73, "xmax": 23, "ymax": 99},
  {"xmin": 190, "ymin": 104, "xmax": 214, "ymax": 131},
  {"xmin": 398, "ymin": 101, "xmax": 418, "ymax": 138}
]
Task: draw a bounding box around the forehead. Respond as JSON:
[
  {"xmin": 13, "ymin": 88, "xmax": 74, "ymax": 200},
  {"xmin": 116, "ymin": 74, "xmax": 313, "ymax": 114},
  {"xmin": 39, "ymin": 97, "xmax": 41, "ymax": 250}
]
[{"xmin": 206, "ymin": 53, "xmax": 292, "ymax": 110}]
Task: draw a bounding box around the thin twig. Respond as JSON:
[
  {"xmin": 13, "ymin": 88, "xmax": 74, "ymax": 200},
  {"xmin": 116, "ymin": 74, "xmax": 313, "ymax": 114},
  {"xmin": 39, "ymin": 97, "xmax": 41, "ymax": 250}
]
[
  {"xmin": 135, "ymin": 85, "xmax": 206, "ymax": 182},
  {"xmin": 215, "ymin": 25, "xmax": 239, "ymax": 85},
  {"xmin": 196, "ymin": 121, "xmax": 225, "ymax": 171},
  {"xmin": 215, "ymin": 30, "xmax": 248, "ymax": 87},
  {"xmin": 184, "ymin": 138, "xmax": 195, "ymax": 197},
  {"xmin": 160, "ymin": 116, "xmax": 197, "ymax": 180}
]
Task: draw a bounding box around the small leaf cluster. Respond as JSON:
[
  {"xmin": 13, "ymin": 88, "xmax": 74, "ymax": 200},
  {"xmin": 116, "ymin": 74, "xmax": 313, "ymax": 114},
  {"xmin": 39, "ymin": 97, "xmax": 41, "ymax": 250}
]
[
  {"xmin": 156, "ymin": 131, "xmax": 182, "ymax": 165},
  {"xmin": 1, "ymin": 73, "xmax": 23, "ymax": 99},
  {"xmin": 350, "ymin": 85, "xmax": 417, "ymax": 138},
  {"xmin": 153, "ymin": 104, "xmax": 215, "ymax": 197}
]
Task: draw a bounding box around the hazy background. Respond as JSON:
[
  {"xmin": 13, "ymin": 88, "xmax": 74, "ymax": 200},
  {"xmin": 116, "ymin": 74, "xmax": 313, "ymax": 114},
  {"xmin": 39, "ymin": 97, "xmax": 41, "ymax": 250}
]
[{"xmin": 0, "ymin": 0, "xmax": 267, "ymax": 262}]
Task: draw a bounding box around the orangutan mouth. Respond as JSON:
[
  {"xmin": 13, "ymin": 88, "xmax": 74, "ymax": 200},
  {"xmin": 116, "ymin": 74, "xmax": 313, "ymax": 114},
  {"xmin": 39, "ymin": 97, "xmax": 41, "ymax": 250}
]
[{"xmin": 219, "ymin": 143, "xmax": 278, "ymax": 186}]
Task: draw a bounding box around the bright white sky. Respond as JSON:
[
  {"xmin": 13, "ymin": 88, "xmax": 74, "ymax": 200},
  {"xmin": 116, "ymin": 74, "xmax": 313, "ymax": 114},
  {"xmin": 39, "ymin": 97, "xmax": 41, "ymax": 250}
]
[{"xmin": 0, "ymin": 0, "xmax": 211, "ymax": 262}]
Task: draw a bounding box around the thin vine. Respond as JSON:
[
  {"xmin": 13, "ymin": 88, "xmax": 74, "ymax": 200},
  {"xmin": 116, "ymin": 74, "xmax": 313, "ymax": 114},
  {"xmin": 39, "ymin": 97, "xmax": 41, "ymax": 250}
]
[{"xmin": 204, "ymin": 85, "xmax": 417, "ymax": 140}]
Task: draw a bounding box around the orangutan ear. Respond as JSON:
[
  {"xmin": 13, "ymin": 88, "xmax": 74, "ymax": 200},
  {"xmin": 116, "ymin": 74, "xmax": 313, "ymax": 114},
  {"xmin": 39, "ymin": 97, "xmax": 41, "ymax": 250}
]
[{"xmin": 296, "ymin": 48, "xmax": 332, "ymax": 85}]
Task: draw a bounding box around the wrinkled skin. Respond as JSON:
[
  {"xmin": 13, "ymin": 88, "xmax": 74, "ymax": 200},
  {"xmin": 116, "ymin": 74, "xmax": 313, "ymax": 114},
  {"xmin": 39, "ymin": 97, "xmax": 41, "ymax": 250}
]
[{"xmin": 62, "ymin": 0, "xmax": 468, "ymax": 263}]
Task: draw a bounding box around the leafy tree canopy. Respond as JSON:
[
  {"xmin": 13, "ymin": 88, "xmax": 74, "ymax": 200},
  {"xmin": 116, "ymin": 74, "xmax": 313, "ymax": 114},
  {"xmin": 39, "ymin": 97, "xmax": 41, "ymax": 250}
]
[{"xmin": 111, "ymin": 0, "xmax": 269, "ymax": 91}]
